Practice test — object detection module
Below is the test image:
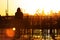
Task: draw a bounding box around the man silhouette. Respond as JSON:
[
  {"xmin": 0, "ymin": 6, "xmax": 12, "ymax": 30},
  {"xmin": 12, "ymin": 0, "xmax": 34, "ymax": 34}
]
[
  {"xmin": 14, "ymin": 7, "xmax": 23, "ymax": 39},
  {"xmin": 15, "ymin": 7, "xmax": 23, "ymax": 20}
]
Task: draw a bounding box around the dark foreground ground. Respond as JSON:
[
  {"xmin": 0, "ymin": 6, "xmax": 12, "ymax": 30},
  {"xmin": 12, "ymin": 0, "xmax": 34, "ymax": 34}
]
[{"xmin": 0, "ymin": 28, "xmax": 60, "ymax": 40}]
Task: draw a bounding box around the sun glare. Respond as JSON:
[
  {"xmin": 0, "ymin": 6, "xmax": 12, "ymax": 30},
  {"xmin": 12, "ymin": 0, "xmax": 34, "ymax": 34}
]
[
  {"xmin": 5, "ymin": 28, "xmax": 15, "ymax": 37},
  {"xmin": 19, "ymin": 0, "xmax": 60, "ymax": 15}
]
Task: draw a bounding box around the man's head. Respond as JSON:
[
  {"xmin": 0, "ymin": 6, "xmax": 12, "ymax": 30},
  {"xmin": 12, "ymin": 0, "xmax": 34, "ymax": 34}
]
[{"xmin": 17, "ymin": 7, "xmax": 21, "ymax": 12}]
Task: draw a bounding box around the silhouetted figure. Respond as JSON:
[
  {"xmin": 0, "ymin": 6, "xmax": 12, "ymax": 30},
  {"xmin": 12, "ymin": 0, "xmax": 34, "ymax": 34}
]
[
  {"xmin": 15, "ymin": 7, "xmax": 23, "ymax": 20},
  {"xmin": 14, "ymin": 7, "xmax": 23, "ymax": 39}
]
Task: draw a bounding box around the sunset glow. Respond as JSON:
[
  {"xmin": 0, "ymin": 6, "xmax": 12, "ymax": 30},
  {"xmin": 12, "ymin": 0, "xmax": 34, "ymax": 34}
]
[
  {"xmin": 20, "ymin": 0, "xmax": 60, "ymax": 15},
  {"xmin": 0, "ymin": 0, "xmax": 60, "ymax": 15}
]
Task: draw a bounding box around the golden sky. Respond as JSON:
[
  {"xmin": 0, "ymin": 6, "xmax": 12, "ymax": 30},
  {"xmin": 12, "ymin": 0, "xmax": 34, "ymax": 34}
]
[{"xmin": 0, "ymin": 0, "xmax": 60, "ymax": 16}]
